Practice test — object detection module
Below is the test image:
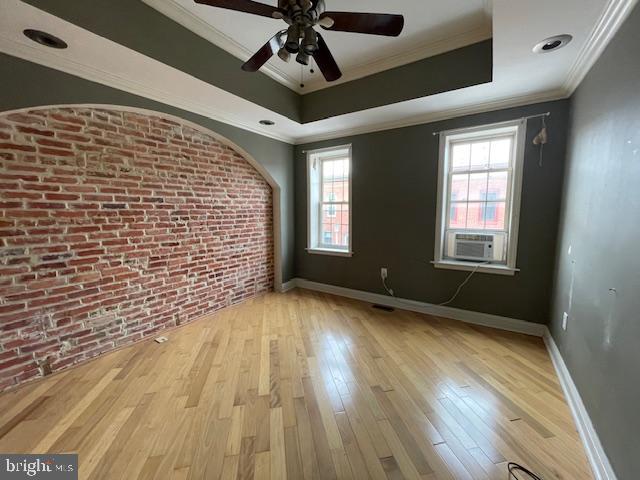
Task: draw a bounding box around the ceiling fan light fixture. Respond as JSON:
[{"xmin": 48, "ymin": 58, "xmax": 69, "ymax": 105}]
[
  {"xmin": 277, "ymin": 47, "xmax": 291, "ymax": 62},
  {"xmin": 317, "ymin": 16, "xmax": 334, "ymax": 28},
  {"xmin": 301, "ymin": 27, "xmax": 318, "ymax": 55},
  {"xmin": 296, "ymin": 51, "xmax": 310, "ymax": 66},
  {"xmin": 285, "ymin": 24, "xmax": 300, "ymax": 53}
]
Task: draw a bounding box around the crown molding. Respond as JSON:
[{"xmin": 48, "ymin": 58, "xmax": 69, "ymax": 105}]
[
  {"xmin": 4, "ymin": 28, "xmax": 569, "ymax": 148},
  {"xmin": 293, "ymin": 89, "xmax": 568, "ymax": 144},
  {"xmin": 141, "ymin": 0, "xmax": 301, "ymax": 92},
  {"xmin": 0, "ymin": 36, "xmax": 296, "ymax": 144},
  {"xmin": 563, "ymin": 0, "xmax": 638, "ymax": 94},
  {"xmin": 301, "ymin": 26, "xmax": 493, "ymax": 93}
]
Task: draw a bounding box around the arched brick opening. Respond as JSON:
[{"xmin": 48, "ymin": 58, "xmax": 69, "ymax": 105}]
[{"xmin": 0, "ymin": 106, "xmax": 275, "ymax": 390}]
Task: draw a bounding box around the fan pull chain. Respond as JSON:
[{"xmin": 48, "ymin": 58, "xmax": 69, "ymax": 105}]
[{"xmin": 300, "ymin": 64, "xmax": 305, "ymax": 89}]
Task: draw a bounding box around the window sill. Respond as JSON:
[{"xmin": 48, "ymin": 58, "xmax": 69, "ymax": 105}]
[
  {"xmin": 307, "ymin": 248, "xmax": 353, "ymax": 258},
  {"xmin": 431, "ymin": 260, "xmax": 519, "ymax": 276}
]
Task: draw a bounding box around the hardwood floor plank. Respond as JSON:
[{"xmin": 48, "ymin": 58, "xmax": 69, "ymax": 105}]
[{"xmin": 0, "ymin": 290, "xmax": 593, "ymax": 480}]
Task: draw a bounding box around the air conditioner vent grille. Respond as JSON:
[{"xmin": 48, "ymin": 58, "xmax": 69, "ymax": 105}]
[
  {"xmin": 455, "ymin": 233, "xmax": 494, "ymax": 242},
  {"xmin": 456, "ymin": 241, "xmax": 487, "ymax": 259}
]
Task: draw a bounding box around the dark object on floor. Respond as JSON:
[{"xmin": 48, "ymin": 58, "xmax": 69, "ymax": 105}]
[
  {"xmin": 372, "ymin": 304, "xmax": 395, "ymax": 312},
  {"xmin": 508, "ymin": 462, "xmax": 543, "ymax": 480}
]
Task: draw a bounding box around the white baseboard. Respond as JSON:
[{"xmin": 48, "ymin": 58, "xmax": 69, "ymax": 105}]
[
  {"xmin": 278, "ymin": 279, "xmax": 298, "ymax": 293},
  {"xmin": 543, "ymin": 330, "xmax": 618, "ymax": 480},
  {"xmin": 288, "ymin": 278, "xmax": 546, "ymax": 337}
]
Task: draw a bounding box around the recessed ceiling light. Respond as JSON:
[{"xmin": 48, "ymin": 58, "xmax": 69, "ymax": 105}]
[
  {"xmin": 23, "ymin": 29, "xmax": 68, "ymax": 49},
  {"xmin": 259, "ymin": 120, "xmax": 275, "ymax": 126},
  {"xmin": 533, "ymin": 34, "xmax": 572, "ymax": 54}
]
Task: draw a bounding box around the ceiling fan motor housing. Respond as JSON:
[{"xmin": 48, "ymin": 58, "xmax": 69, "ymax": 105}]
[{"xmin": 281, "ymin": 0, "xmax": 322, "ymax": 61}]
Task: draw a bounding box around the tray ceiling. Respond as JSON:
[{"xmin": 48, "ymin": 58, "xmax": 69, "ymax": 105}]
[{"xmin": 142, "ymin": 0, "xmax": 493, "ymax": 92}]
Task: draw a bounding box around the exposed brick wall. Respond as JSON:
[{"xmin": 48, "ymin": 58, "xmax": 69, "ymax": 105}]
[{"xmin": 0, "ymin": 107, "xmax": 273, "ymax": 390}]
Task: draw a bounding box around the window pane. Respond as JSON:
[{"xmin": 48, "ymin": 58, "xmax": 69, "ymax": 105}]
[
  {"xmin": 323, "ymin": 158, "xmax": 349, "ymax": 181},
  {"xmin": 468, "ymin": 172, "xmax": 488, "ymax": 201},
  {"xmin": 340, "ymin": 180, "xmax": 349, "ymax": 202},
  {"xmin": 451, "ymin": 143, "xmax": 470, "ymax": 171},
  {"xmin": 321, "ymin": 204, "xmax": 349, "ymax": 247},
  {"xmin": 322, "ymin": 221, "xmax": 333, "ymax": 243},
  {"xmin": 466, "ymin": 202, "xmax": 486, "ymax": 229},
  {"xmin": 333, "ymin": 159, "xmax": 344, "ymax": 180},
  {"xmin": 326, "ymin": 180, "xmax": 348, "ymax": 202},
  {"xmin": 337, "ymin": 204, "xmax": 349, "ymax": 247},
  {"xmin": 450, "ymin": 174, "xmax": 469, "ymax": 201},
  {"xmin": 323, "ymin": 160, "xmax": 334, "ymax": 180},
  {"xmin": 487, "ymin": 172, "xmax": 508, "ymax": 201},
  {"xmin": 340, "ymin": 159, "xmax": 350, "ymax": 178},
  {"xmin": 470, "ymin": 142, "xmax": 490, "ymax": 170},
  {"xmin": 322, "ymin": 181, "xmax": 334, "ymax": 202},
  {"xmin": 449, "ymin": 203, "xmax": 468, "ymax": 229},
  {"xmin": 485, "ymin": 202, "xmax": 506, "ymax": 230},
  {"xmin": 490, "ymin": 138, "xmax": 511, "ymax": 168}
]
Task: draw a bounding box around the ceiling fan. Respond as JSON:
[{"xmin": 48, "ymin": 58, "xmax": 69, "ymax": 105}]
[{"xmin": 194, "ymin": 0, "xmax": 405, "ymax": 82}]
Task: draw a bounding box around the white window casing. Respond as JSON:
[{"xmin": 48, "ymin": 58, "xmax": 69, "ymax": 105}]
[
  {"xmin": 433, "ymin": 119, "xmax": 527, "ymax": 275},
  {"xmin": 306, "ymin": 145, "xmax": 353, "ymax": 257}
]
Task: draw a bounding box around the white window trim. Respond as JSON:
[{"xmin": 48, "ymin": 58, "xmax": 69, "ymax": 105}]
[
  {"xmin": 433, "ymin": 119, "xmax": 526, "ymax": 275},
  {"xmin": 306, "ymin": 144, "xmax": 353, "ymax": 257}
]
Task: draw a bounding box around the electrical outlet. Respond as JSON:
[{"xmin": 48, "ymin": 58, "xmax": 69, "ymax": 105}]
[
  {"xmin": 380, "ymin": 268, "xmax": 388, "ymax": 280},
  {"xmin": 562, "ymin": 312, "xmax": 569, "ymax": 331}
]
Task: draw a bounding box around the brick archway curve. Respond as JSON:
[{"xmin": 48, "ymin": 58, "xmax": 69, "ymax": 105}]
[{"xmin": 0, "ymin": 103, "xmax": 284, "ymax": 290}]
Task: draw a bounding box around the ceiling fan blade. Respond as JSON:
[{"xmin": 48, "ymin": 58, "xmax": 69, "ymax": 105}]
[
  {"xmin": 319, "ymin": 12, "xmax": 404, "ymax": 36},
  {"xmin": 195, "ymin": 0, "xmax": 284, "ymax": 19},
  {"xmin": 312, "ymin": 33, "xmax": 342, "ymax": 82},
  {"xmin": 242, "ymin": 33, "xmax": 284, "ymax": 72}
]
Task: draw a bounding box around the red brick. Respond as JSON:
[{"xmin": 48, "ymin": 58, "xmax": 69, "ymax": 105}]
[
  {"xmin": 39, "ymin": 147, "xmax": 75, "ymax": 157},
  {"xmin": 0, "ymin": 107, "xmax": 273, "ymax": 391},
  {"xmin": 0, "ymin": 143, "xmax": 36, "ymax": 152},
  {"xmin": 16, "ymin": 126, "xmax": 55, "ymax": 137}
]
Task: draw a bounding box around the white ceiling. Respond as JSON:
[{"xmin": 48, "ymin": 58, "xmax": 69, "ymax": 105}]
[
  {"xmin": 142, "ymin": 0, "xmax": 493, "ymax": 92},
  {"xmin": 0, "ymin": 0, "xmax": 636, "ymax": 144}
]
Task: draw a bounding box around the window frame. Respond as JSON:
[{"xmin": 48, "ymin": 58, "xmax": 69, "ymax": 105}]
[
  {"xmin": 433, "ymin": 119, "xmax": 526, "ymax": 275},
  {"xmin": 306, "ymin": 144, "xmax": 353, "ymax": 257}
]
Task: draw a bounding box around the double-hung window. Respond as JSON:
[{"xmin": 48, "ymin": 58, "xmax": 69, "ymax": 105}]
[
  {"xmin": 434, "ymin": 120, "xmax": 526, "ymax": 274},
  {"xmin": 307, "ymin": 145, "xmax": 352, "ymax": 256}
]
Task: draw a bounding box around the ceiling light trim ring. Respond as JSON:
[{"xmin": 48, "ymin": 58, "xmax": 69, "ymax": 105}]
[{"xmin": 533, "ymin": 34, "xmax": 573, "ymax": 54}]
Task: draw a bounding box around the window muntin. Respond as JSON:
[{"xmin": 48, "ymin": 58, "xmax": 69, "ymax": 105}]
[
  {"xmin": 434, "ymin": 121, "xmax": 525, "ymax": 273},
  {"xmin": 307, "ymin": 146, "xmax": 352, "ymax": 255},
  {"xmin": 445, "ymin": 134, "xmax": 514, "ymax": 237}
]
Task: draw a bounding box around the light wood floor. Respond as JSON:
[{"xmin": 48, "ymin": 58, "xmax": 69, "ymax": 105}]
[{"xmin": 0, "ymin": 289, "xmax": 593, "ymax": 480}]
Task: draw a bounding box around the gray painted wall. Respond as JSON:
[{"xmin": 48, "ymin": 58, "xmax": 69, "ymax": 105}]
[
  {"xmin": 23, "ymin": 0, "xmax": 302, "ymax": 121},
  {"xmin": 295, "ymin": 100, "xmax": 570, "ymax": 323},
  {"xmin": 549, "ymin": 5, "xmax": 640, "ymax": 479},
  {"xmin": 0, "ymin": 54, "xmax": 295, "ymax": 283},
  {"xmin": 300, "ymin": 40, "xmax": 493, "ymax": 123},
  {"xmin": 23, "ymin": 1, "xmax": 492, "ymax": 125}
]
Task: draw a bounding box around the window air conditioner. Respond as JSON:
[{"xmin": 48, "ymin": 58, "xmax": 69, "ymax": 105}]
[{"xmin": 453, "ymin": 233, "xmax": 494, "ymax": 261}]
